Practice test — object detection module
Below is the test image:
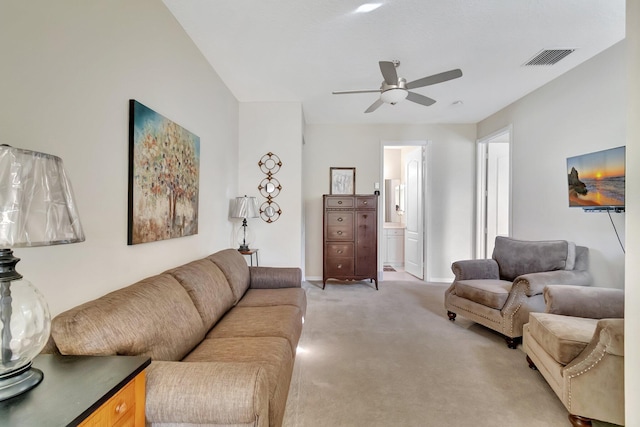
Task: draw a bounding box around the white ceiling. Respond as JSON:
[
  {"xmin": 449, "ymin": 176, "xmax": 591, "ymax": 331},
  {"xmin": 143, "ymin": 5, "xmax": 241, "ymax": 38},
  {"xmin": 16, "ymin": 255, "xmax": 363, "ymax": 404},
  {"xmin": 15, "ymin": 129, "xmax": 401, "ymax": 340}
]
[{"xmin": 163, "ymin": 0, "xmax": 625, "ymax": 125}]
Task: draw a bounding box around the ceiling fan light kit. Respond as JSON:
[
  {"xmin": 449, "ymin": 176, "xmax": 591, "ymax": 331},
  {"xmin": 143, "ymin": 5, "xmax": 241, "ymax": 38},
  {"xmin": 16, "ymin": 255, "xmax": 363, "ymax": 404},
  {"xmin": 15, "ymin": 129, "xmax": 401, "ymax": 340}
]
[
  {"xmin": 380, "ymin": 88, "xmax": 408, "ymax": 104},
  {"xmin": 333, "ymin": 60, "xmax": 463, "ymax": 113}
]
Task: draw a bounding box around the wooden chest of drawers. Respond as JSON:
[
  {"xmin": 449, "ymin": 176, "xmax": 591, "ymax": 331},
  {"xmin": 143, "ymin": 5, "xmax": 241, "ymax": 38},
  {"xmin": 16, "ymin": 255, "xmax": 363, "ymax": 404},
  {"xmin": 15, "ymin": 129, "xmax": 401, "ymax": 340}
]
[
  {"xmin": 0, "ymin": 355, "xmax": 150, "ymax": 427},
  {"xmin": 323, "ymin": 194, "xmax": 378, "ymax": 289},
  {"xmin": 79, "ymin": 370, "xmax": 145, "ymax": 427}
]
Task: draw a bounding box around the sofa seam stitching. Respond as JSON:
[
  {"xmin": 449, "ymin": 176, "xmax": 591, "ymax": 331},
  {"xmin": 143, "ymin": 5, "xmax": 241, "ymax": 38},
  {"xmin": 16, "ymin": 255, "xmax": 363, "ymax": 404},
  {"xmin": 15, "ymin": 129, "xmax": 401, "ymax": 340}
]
[
  {"xmin": 502, "ymin": 282, "xmax": 527, "ymax": 336},
  {"xmin": 447, "ymin": 301, "xmax": 501, "ymax": 325},
  {"xmin": 565, "ymin": 334, "xmax": 610, "ymax": 410}
]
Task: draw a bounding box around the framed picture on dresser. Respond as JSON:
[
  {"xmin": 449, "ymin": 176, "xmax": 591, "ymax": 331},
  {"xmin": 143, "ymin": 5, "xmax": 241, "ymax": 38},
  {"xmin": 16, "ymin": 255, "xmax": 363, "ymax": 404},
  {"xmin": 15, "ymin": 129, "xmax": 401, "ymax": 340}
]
[{"xmin": 330, "ymin": 167, "xmax": 356, "ymax": 195}]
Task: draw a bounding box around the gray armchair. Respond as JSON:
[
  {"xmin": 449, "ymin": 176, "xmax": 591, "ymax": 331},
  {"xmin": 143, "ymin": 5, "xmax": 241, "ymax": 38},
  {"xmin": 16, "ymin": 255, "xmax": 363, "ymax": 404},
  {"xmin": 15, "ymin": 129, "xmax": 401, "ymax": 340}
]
[
  {"xmin": 444, "ymin": 236, "xmax": 592, "ymax": 348},
  {"xmin": 523, "ymin": 285, "xmax": 624, "ymax": 427}
]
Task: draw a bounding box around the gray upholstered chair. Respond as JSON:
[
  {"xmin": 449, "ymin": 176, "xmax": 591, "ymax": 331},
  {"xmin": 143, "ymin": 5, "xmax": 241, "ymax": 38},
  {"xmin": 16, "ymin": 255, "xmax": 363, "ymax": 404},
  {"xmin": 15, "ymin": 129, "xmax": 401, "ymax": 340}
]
[
  {"xmin": 444, "ymin": 236, "xmax": 592, "ymax": 348},
  {"xmin": 523, "ymin": 285, "xmax": 624, "ymax": 427}
]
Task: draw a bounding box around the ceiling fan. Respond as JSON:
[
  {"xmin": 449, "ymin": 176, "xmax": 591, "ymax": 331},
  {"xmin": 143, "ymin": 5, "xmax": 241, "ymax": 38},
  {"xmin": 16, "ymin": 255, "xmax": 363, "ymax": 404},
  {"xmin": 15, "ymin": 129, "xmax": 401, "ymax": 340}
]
[{"xmin": 332, "ymin": 60, "xmax": 463, "ymax": 113}]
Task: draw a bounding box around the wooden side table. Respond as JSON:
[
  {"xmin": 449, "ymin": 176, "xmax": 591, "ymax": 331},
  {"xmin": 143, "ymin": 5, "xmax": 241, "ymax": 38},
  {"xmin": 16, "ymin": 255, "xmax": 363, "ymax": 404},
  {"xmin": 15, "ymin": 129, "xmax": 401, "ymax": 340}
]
[
  {"xmin": 0, "ymin": 354, "xmax": 151, "ymax": 427},
  {"xmin": 239, "ymin": 248, "xmax": 259, "ymax": 266}
]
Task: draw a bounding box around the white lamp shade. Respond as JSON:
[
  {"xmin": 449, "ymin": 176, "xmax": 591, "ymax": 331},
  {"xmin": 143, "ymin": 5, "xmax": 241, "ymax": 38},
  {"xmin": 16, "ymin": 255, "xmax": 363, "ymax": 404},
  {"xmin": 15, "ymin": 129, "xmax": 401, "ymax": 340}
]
[
  {"xmin": 380, "ymin": 88, "xmax": 408, "ymax": 104},
  {"xmin": 231, "ymin": 196, "xmax": 259, "ymax": 219},
  {"xmin": 0, "ymin": 145, "xmax": 85, "ymax": 247}
]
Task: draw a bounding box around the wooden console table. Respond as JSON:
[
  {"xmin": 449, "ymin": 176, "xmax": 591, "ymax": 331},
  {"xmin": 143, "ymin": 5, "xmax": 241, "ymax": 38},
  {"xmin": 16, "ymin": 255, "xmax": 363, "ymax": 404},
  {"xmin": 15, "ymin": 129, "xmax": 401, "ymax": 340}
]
[{"xmin": 0, "ymin": 354, "xmax": 151, "ymax": 427}]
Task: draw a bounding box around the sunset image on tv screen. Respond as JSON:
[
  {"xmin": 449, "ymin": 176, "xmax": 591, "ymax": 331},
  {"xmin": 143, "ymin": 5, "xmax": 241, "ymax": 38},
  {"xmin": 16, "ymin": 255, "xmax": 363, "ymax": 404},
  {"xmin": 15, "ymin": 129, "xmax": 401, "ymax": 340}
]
[{"xmin": 567, "ymin": 146, "xmax": 625, "ymax": 207}]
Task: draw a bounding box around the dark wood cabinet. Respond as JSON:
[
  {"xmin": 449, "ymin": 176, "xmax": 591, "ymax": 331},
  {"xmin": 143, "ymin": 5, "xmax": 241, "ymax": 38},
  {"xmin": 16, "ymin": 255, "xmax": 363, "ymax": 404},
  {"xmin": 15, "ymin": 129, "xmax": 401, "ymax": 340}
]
[{"xmin": 323, "ymin": 194, "xmax": 378, "ymax": 289}]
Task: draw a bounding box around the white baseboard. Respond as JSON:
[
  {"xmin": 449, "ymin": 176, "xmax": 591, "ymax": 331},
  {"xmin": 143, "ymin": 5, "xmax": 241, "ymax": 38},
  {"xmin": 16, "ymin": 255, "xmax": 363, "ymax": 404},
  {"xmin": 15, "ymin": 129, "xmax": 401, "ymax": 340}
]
[
  {"xmin": 430, "ymin": 277, "xmax": 453, "ymax": 284},
  {"xmin": 304, "ymin": 275, "xmax": 452, "ymax": 283}
]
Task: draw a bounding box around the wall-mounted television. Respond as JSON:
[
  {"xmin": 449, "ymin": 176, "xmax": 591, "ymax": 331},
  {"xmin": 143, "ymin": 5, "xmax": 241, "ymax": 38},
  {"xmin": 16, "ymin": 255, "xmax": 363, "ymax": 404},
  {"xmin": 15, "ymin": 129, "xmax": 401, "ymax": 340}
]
[{"xmin": 567, "ymin": 146, "xmax": 625, "ymax": 211}]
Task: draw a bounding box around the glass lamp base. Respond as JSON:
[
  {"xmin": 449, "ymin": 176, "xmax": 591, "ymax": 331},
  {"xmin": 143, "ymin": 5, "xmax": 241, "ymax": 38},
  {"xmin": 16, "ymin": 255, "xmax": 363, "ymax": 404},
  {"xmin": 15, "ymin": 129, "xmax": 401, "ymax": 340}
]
[{"xmin": 0, "ymin": 363, "xmax": 44, "ymax": 401}]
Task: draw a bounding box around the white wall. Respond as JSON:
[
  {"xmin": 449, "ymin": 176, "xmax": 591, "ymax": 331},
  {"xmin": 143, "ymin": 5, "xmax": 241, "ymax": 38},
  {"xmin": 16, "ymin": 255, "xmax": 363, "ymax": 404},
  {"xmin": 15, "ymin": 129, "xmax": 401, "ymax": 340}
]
[
  {"xmin": 238, "ymin": 102, "xmax": 304, "ymax": 268},
  {"xmin": 478, "ymin": 41, "xmax": 626, "ymax": 289},
  {"xmin": 0, "ymin": 0, "xmax": 239, "ymax": 316},
  {"xmin": 625, "ymin": 0, "xmax": 639, "ymax": 423},
  {"xmin": 303, "ymin": 124, "xmax": 476, "ymax": 282},
  {"xmin": 383, "ymin": 148, "xmax": 404, "ymax": 225},
  {"xmin": 384, "ymin": 148, "xmax": 402, "ymax": 180}
]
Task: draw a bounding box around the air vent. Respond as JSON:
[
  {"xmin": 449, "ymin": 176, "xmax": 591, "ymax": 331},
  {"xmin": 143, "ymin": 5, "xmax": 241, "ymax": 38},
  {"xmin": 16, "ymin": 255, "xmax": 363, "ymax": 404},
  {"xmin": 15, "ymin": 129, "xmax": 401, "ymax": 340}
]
[{"xmin": 523, "ymin": 49, "xmax": 576, "ymax": 66}]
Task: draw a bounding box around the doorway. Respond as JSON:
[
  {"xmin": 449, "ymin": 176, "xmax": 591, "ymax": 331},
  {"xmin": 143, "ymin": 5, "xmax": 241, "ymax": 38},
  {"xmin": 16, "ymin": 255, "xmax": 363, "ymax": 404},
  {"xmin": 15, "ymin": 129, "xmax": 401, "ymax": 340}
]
[
  {"xmin": 381, "ymin": 142, "xmax": 427, "ymax": 280},
  {"xmin": 476, "ymin": 127, "xmax": 512, "ymax": 258}
]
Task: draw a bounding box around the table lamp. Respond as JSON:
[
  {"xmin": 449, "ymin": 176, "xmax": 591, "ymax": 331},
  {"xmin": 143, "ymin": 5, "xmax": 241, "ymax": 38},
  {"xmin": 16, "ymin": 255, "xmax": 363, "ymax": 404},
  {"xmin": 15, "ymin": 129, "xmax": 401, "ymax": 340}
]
[
  {"xmin": 0, "ymin": 145, "xmax": 85, "ymax": 401},
  {"xmin": 231, "ymin": 195, "xmax": 258, "ymax": 251}
]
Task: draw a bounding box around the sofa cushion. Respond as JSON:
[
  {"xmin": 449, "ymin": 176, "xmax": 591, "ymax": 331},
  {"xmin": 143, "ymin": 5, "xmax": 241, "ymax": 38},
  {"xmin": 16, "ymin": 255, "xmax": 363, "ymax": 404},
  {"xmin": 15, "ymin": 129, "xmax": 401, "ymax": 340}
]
[
  {"xmin": 454, "ymin": 279, "xmax": 512, "ymax": 310},
  {"xmin": 492, "ymin": 237, "xmax": 576, "ymax": 281},
  {"xmin": 184, "ymin": 337, "xmax": 293, "ymax": 427},
  {"xmin": 206, "ymin": 305, "xmax": 303, "ymax": 354},
  {"xmin": 167, "ymin": 258, "xmax": 236, "ymax": 330},
  {"xmin": 249, "ymin": 266, "xmax": 303, "ymax": 289},
  {"xmin": 51, "ymin": 273, "xmax": 206, "ymax": 361},
  {"xmin": 528, "ymin": 312, "xmax": 598, "ymax": 365},
  {"xmin": 237, "ymin": 288, "xmax": 307, "ymax": 317},
  {"xmin": 207, "ymin": 249, "xmax": 251, "ymax": 304},
  {"xmin": 145, "ymin": 360, "xmax": 269, "ymax": 426},
  {"xmin": 544, "ymin": 285, "xmax": 624, "ymax": 319}
]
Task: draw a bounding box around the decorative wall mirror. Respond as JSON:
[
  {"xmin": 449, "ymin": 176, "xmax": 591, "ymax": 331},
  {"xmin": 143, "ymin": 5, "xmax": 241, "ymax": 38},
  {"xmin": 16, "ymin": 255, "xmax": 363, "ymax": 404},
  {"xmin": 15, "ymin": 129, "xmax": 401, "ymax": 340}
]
[
  {"xmin": 266, "ymin": 182, "xmax": 276, "ymax": 193},
  {"xmin": 258, "ymin": 152, "xmax": 282, "ymax": 223},
  {"xmin": 384, "ymin": 179, "xmax": 404, "ymax": 223}
]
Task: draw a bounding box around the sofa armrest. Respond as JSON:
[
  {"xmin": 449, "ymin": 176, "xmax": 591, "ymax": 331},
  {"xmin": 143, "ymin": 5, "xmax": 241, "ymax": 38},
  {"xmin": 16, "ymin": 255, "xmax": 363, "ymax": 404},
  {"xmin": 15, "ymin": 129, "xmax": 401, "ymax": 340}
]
[
  {"xmin": 451, "ymin": 259, "xmax": 499, "ymax": 281},
  {"xmin": 515, "ymin": 270, "xmax": 592, "ymax": 297},
  {"xmin": 544, "ymin": 285, "xmax": 624, "ymax": 319},
  {"xmin": 561, "ymin": 318, "xmax": 624, "ymax": 425},
  {"xmin": 595, "ymin": 318, "xmax": 624, "ymax": 356},
  {"xmin": 500, "ymin": 281, "xmax": 546, "ymax": 338},
  {"xmin": 565, "ymin": 319, "xmax": 624, "ymax": 368},
  {"xmin": 145, "ymin": 361, "xmax": 269, "ymax": 426},
  {"xmin": 249, "ymin": 266, "xmax": 302, "ymax": 289}
]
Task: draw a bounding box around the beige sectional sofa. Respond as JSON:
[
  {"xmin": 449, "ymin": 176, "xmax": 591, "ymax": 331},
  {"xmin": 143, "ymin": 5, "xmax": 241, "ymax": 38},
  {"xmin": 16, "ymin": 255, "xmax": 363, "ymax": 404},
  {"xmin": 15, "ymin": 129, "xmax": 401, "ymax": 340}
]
[{"xmin": 45, "ymin": 249, "xmax": 306, "ymax": 427}]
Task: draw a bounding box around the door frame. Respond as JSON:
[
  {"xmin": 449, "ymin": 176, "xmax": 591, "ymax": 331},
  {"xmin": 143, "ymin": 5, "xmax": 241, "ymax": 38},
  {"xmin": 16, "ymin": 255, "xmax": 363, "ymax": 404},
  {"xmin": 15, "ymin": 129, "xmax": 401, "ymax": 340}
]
[
  {"xmin": 380, "ymin": 140, "xmax": 429, "ymax": 280},
  {"xmin": 476, "ymin": 125, "xmax": 512, "ymax": 258}
]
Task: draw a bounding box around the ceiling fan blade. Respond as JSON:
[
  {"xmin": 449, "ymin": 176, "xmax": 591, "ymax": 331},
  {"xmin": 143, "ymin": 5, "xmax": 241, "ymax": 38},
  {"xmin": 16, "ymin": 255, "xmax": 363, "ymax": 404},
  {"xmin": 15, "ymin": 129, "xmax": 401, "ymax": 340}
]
[
  {"xmin": 332, "ymin": 89, "xmax": 382, "ymax": 95},
  {"xmin": 379, "ymin": 61, "xmax": 398, "ymax": 85},
  {"xmin": 365, "ymin": 98, "xmax": 384, "ymax": 113},
  {"xmin": 406, "ymin": 69, "xmax": 463, "ymax": 90},
  {"xmin": 406, "ymin": 91, "xmax": 436, "ymax": 107}
]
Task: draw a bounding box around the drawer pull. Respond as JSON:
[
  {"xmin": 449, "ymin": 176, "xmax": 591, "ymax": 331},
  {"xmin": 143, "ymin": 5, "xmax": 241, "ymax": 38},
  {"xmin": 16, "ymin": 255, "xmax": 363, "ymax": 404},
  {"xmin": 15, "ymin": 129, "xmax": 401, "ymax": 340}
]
[
  {"xmin": 337, "ymin": 250, "xmax": 343, "ymax": 254},
  {"xmin": 115, "ymin": 402, "xmax": 128, "ymax": 414},
  {"xmin": 337, "ymin": 264, "xmax": 342, "ymax": 269},
  {"xmin": 338, "ymin": 201, "xmax": 343, "ymax": 205},
  {"xmin": 363, "ymin": 201, "xmax": 368, "ymax": 205},
  {"xmin": 363, "ymin": 215, "xmax": 367, "ymax": 219},
  {"xmin": 337, "ymin": 217, "xmax": 343, "ymax": 222},
  {"xmin": 337, "ymin": 231, "xmax": 343, "ymax": 235}
]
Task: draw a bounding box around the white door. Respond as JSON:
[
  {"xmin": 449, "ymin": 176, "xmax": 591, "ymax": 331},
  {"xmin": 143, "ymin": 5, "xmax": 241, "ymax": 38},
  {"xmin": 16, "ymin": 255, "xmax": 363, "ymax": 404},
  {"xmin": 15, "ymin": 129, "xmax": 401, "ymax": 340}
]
[
  {"xmin": 486, "ymin": 143, "xmax": 510, "ymax": 256},
  {"xmin": 404, "ymin": 147, "xmax": 424, "ymax": 279},
  {"xmin": 476, "ymin": 129, "xmax": 511, "ymax": 259}
]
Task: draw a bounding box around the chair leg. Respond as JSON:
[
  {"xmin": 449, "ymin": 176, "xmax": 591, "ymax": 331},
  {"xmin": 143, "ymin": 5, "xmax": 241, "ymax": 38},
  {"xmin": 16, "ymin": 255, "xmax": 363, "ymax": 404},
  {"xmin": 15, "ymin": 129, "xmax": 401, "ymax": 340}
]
[
  {"xmin": 568, "ymin": 414, "xmax": 592, "ymax": 427},
  {"xmin": 447, "ymin": 311, "xmax": 456, "ymax": 321},
  {"xmin": 526, "ymin": 355, "xmax": 537, "ymax": 370},
  {"xmin": 505, "ymin": 336, "xmax": 521, "ymax": 349}
]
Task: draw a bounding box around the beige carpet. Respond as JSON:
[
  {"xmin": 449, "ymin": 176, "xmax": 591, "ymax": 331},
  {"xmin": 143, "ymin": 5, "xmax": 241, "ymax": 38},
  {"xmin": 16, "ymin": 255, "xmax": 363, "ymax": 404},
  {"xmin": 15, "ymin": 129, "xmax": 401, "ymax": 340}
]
[{"xmin": 283, "ymin": 280, "xmax": 612, "ymax": 427}]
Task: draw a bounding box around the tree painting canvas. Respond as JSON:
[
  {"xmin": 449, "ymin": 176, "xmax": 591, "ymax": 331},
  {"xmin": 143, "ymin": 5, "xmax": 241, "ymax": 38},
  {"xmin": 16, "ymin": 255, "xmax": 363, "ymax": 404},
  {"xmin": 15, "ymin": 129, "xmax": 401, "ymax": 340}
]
[{"xmin": 128, "ymin": 100, "xmax": 200, "ymax": 245}]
